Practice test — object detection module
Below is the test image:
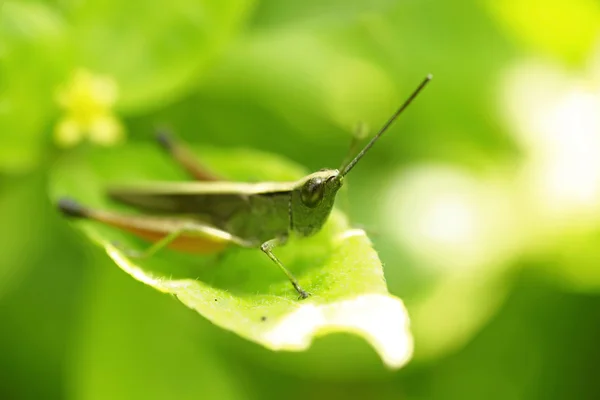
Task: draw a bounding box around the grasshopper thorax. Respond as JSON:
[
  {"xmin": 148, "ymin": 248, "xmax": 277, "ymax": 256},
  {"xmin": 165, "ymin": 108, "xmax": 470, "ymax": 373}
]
[{"xmin": 290, "ymin": 169, "xmax": 343, "ymax": 237}]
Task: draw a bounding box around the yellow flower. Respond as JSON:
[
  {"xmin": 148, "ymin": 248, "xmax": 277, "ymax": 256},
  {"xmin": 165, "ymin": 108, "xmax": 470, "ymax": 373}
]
[{"xmin": 54, "ymin": 69, "xmax": 124, "ymax": 147}]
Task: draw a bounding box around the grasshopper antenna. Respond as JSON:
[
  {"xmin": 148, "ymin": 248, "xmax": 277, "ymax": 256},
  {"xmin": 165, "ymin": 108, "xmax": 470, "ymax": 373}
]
[{"xmin": 339, "ymin": 74, "xmax": 432, "ymax": 178}]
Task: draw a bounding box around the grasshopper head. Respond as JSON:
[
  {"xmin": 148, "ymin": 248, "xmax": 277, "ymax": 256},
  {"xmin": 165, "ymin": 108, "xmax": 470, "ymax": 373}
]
[
  {"xmin": 289, "ymin": 76, "xmax": 433, "ymax": 237},
  {"xmin": 290, "ymin": 169, "xmax": 343, "ymax": 237}
]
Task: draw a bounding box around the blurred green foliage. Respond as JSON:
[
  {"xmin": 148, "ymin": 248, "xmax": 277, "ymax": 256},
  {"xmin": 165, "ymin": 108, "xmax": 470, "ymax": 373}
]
[{"xmin": 2, "ymin": 0, "xmax": 600, "ymax": 399}]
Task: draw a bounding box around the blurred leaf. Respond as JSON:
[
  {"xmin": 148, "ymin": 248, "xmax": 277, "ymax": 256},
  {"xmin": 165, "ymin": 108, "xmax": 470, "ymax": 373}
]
[
  {"xmin": 68, "ymin": 256, "xmax": 245, "ymax": 400},
  {"xmin": 250, "ymin": 0, "xmax": 397, "ymax": 29},
  {"xmin": 201, "ymin": 31, "xmax": 399, "ymax": 139},
  {"xmin": 487, "ymin": 0, "xmax": 600, "ymax": 64},
  {"xmin": 67, "ymin": 0, "xmax": 254, "ymax": 111},
  {"xmin": 0, "ymin": 179, "xmax": 87, "ymax": 399},
  {"xmin": 409, "ymin": 271, "xmax": 512, "ymax": 361},
  {"xmin": 415, "ymin": 277, "xmax": 600, "ymax": 400},
  {"xmin": 0, "ymin": 1, "xmax": 69, "ymax": 172},
  {"xmin": 527, "ymin": 231, "xmax": 600, "ymax": 293},
  {"xmin": 49, "ymin": 144, "xmax": 413, "ymax": 369},
  {"xmin": 0, "ymin": 176, "xmax": 49, "ymax": 299},
  {"xmin": 370, "ymin": 1, "xmax": 518, "ymax": 159}
]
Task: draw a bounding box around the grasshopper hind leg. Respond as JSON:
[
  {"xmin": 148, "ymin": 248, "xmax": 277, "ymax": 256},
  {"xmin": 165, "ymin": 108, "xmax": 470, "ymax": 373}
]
[
  {"xmin": 155, "ymin": 130, "xmax": 222, "ymax": 181},
  {"xmin": 57, "ymin": 197, "xmax": 253, "ymax": 255}
]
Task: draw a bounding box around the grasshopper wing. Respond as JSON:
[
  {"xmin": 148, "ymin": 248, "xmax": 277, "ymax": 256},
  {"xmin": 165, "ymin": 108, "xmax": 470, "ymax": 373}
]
[{"xmin": 108, "ymin": 181, "xmax": 294, "ymax": 226}]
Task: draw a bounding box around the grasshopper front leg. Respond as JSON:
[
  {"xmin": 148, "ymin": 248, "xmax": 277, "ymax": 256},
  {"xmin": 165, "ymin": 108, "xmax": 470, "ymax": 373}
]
[
  {"xmin": 129, "ymin": 228, "xmax": 311, "ymax": 299},
  {"xmin": 261, "ymin": 237, "xmax": 310, "ymax": 299},
  {"xmin": 125, "ymin": 231, "xmax": 310, "ymax": 299}
]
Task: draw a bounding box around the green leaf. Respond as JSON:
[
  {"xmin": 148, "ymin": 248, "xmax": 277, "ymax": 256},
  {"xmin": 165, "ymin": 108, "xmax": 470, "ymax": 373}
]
[{"xmin": 49, "ymin": 143, "xmax": 412, "ymax": 369}]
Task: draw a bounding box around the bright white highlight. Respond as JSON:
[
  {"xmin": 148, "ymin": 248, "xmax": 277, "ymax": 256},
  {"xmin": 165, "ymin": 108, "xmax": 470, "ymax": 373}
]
[
  {"xmin": 334, "ymin": 228, "xmax": 366, "ymax": 243},
  {"xmin": 263, "ymin": 294, "xmax": 413, "ymax": 369},
  {"xmin": 384, "ymin": 167, "xmax": 516, "ymax": 273},
  {"xmin": 503, "ymin": 62, "xmax": 600, "ymax": 229}
]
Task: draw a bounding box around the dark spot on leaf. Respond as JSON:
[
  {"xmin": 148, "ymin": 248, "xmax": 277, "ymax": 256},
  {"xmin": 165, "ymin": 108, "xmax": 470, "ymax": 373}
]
[{"xmin": 261, "ymin": 316, "xmax": 267, "ymax": 322}]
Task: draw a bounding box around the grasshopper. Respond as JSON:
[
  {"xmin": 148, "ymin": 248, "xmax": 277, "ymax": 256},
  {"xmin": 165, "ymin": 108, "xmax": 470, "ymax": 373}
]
[{"xmin": 58, "ymin": 75, "xmax": 431, "ymax": 299}]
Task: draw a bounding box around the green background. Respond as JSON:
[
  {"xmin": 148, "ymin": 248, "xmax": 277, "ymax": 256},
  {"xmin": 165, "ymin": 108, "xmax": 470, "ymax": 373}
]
[{"xmin": 2, "ymin": 0, "xmax": 600, "ymax": 399}]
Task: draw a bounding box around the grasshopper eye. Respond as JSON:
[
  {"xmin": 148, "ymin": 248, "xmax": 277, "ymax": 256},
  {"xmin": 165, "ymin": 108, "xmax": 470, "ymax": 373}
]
[{"xmin": 301, "ymin": 177, "xmax": 324, "ymax": 208}]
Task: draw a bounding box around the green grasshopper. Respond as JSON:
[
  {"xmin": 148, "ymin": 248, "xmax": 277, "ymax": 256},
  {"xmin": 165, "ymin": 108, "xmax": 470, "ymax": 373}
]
[{"xmin": 58, "ymin": 75, "xmax": 431, "ymax": 299}]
